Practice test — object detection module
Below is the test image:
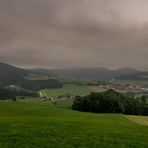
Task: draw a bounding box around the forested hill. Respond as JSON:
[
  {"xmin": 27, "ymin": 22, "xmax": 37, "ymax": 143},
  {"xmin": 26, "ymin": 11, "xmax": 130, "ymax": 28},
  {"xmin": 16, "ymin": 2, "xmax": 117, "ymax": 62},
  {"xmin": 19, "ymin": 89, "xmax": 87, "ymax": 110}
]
[
  {"xmin": 0, "ymin": 63, "xmax": 28, "ymax": 86},
  {"xmin": 0, "ymin": 62, "xmax": 28, "ymax": 77},
  {"xmin": 0, "ymin": 63, "xmax": 62, "ymax": 90},
  {"xmin": 116, "ymin": 71, "xmax": 148, "ymax": 81}
]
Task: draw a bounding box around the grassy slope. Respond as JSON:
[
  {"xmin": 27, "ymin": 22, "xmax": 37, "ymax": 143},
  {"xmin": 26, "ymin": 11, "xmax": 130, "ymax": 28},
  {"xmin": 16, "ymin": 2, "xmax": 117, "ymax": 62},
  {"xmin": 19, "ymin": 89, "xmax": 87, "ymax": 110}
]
[{"xmin": 0, "ymin": 99, "xmax": 148, "ymax": 148}]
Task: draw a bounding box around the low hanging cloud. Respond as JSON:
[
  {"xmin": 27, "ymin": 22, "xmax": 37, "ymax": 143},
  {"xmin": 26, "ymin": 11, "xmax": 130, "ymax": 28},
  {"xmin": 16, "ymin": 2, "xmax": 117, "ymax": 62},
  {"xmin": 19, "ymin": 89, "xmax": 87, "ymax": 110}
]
[{"xmin": 0, "ymin": 0, "xmax": 148, "ymax": 69}]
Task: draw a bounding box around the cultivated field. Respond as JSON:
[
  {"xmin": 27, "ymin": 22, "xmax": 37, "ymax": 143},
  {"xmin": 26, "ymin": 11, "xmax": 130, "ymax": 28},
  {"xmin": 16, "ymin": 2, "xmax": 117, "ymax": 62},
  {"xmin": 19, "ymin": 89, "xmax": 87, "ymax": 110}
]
[
  {"xmin": 125, "ymin": 115, "xmax": 148, "ymax": 126},
  {"xmin": 0, "ymin": 99, "xmax": 147, "ymax": 148}
]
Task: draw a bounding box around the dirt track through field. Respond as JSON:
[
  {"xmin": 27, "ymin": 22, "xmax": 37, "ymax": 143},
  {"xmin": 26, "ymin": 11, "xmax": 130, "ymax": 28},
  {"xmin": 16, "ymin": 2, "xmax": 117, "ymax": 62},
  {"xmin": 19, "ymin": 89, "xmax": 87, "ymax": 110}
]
[{"xmin": 125, "ymin": 115, "xmax": 148, "ymax": 125}]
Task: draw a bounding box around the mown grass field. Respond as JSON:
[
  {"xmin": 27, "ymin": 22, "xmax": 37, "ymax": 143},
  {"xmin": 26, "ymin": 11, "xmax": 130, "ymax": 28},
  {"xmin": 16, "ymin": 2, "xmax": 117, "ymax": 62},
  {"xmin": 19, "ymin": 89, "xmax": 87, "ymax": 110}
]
[
  {"xmin": 0, "ymin": 98, "xmax": 148, "ymax": 148},
  {"xmin": 125, "ymin": 115, "xmax": 148, "ymax": 126}
]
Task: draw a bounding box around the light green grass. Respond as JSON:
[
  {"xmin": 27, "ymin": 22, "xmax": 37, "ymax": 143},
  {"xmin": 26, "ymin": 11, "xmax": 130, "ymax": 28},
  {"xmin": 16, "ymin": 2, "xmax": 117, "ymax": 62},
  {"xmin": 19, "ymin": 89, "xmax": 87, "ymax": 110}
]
[
  {"xmin": 0, "ymin": 99, "xmax": 147, "ymax": 148},
  {"xmin": 43, "ymin": 84, "xmax": 91, "ymax": 98},
  {"xmin": 56, "ymin": 99, "xmax": 74, "ymax": 108}
]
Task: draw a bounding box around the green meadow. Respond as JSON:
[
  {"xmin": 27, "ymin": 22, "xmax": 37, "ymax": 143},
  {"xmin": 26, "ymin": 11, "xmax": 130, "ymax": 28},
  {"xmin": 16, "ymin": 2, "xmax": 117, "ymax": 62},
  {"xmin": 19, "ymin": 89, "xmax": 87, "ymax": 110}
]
[
  {"xmin": 0, "ymin": 98, "xmax": 148, "ymax": 148},
  {"xmin": 42, "ymin": 84, "xmax": 91, "ymax": 98}
]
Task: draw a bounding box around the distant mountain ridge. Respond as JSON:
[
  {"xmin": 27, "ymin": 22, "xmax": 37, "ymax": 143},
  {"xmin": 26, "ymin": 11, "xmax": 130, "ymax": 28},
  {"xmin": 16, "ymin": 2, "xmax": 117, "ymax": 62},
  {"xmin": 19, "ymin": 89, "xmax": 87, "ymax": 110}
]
[
  {"xmin": 32, "ymin": 67, "xmax": 142, "ymax": 81},
  {"xmin": 1, "ymin": 62, "xmax": 147, "ymax": 82},
  {"xmin": 116, "ymin": 71, "xmax": 148, "ymax": 81}
]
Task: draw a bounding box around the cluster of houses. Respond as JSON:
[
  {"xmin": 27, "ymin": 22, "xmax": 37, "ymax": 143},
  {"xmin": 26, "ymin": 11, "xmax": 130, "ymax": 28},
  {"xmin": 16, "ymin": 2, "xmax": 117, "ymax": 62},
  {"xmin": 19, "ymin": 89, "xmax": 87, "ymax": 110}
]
[
  {"xmin": 58, "ymin": 94, "xmax": 74, "ymax": 100},
  {"xmin": 96, "ymin": 81, "xmax": 148, "ymax": 102},
  {"xmin": 39, "ymin": 91, "xmax": 53, "ymax": 101},
  {"xmin": 41, "ymin": 96, "xmax": 54, "ymax": 101},
  {"xmin": 99, "ymin": 81, "xmax": 143, "ymax": 91}
]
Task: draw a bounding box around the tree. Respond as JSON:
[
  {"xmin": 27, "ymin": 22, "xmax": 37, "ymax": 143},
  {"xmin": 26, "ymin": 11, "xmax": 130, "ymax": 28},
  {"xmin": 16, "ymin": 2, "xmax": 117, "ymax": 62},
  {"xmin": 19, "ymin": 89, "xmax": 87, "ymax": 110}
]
[{"xmin": 72, "ymin": 90, "xmax": 147, "ymax": 115}]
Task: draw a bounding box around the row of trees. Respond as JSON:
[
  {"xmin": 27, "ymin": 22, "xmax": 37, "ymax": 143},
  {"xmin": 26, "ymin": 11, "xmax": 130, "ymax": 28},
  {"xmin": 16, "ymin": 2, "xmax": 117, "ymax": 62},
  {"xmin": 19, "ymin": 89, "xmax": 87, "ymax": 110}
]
[
  {"xmin": 0, "ymin": 79, "xmax": 63, "ymax": 91},
  {"xmin": 0, "ymin": 87, "xmax": 39, "ymax": 100},
  {"xmin": 0, "ymin": 88, "xmax": 16, "ymax": 99},
  {"xmin": 72, "ymin": 90, "xmax": 148, "ymax": 115},
  {"xmin": 21, "ymin": 79, "xmax": 63, "ymax": 91}
]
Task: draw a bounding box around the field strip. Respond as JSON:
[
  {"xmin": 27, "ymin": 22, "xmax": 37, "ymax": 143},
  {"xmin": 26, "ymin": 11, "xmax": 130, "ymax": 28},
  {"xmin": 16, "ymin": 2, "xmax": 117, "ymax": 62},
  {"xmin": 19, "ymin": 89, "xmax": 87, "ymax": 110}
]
[{"xmin": 125, "ymin": 115, "xmax": 148, "ymax": 126}]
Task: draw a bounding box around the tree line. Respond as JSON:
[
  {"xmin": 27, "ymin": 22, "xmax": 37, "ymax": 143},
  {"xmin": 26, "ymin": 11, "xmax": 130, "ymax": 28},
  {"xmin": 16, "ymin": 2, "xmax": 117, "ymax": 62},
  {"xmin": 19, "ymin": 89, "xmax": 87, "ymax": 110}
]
[
  {"xmin": 0, "ymin": 87, "xmax": 39, "ymax": 100},
  {"xmin": 21, "ymin": 79, "xmax": 63, "ymax": 91},
  {"xmin": 0, "ymin": 79, "xmax": 63, "ymax": 91},
  {"xmin": 72, "ymin": 90, "xmax": 148, "ymax": 115}
]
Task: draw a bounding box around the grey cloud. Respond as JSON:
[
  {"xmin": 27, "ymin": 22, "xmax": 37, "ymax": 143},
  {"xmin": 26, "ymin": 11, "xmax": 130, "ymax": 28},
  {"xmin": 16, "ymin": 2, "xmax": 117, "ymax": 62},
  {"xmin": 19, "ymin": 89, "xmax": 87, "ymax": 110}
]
[{"xmin": 0, "ymin": 0, "xmax": 148, "ymax": 69}]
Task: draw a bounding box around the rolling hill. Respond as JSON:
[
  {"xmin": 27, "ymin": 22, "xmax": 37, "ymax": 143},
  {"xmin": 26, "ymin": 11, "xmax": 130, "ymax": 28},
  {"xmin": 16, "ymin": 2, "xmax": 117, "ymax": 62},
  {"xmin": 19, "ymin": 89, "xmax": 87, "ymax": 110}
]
[
  {"xmin": 116, "ymin": 71, "xmax": 148, "ymax": 81},
  {"xmin": 1, "ymin": 62, "xmax": 147, "ymax": 84},
  {"xmin": 0, "ymin": 62, "xmax": 29, "ymax": 86},
  {"xmin": 0, "ymin": 63, "xmax": 62, "ymax": 90},
  {"xmin": 0, "ymin": 62, "xmax": 29, "ymax": 77}
]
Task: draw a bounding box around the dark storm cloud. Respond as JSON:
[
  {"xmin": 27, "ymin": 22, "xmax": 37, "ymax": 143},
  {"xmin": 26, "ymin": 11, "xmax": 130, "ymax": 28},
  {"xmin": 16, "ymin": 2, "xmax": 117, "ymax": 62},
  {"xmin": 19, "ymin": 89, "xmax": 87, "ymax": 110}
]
[{"xmin": 0, "ymin": 0, "xmax": 148, "ymax": 69}]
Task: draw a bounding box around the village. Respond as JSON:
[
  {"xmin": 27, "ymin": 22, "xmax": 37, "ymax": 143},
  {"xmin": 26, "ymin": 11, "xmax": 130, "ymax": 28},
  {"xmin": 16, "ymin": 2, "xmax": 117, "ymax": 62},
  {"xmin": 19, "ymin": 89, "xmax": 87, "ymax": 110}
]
[
  {"xmin": 96, "ymin": 80, "xmax": 148, "ymax": 102},
  {"xmin": 39, "ymin": 80, "xmax": 148, "ymax": 104}
]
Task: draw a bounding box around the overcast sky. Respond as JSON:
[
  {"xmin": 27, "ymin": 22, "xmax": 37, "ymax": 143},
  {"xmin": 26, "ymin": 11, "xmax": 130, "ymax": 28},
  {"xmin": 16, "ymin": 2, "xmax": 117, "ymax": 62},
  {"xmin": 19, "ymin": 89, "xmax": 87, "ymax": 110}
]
[{"xmin": 0, "ymin": 0, "xmax": 148, "ymax": 69}]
